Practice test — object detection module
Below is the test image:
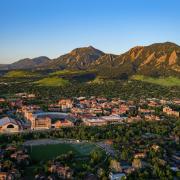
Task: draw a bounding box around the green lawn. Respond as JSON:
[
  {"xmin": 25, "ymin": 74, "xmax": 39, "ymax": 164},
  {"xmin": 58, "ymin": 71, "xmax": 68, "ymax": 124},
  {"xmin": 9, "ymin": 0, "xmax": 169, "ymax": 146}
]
[
  {"xmin": 4, "ymin": 70, "xmax": 38, "ymax": 78},
  {"xmin": 28, "ymin": 143, "xmax": 96, "ymax": 161},
  {"xmin": 50, "ymin": 69, "xmax": 96, "ymax": 76},
  {"xmin": 25, "ymin": 143, "xmax": 105, "ymax": 179},
  {"xmin": 88, "ymin": 76, "xmax": 115, "ymax": 84},
  {"xmin": 34, "ymin": 77, "xmax": 70, "ymax": 86},
  {"xmin": 132, "ymin": 75, "xmax": 180, "ymax": 87},
  {"xmin": 88, "ymin": 76, "xmax": 105, "ymax": 84}
]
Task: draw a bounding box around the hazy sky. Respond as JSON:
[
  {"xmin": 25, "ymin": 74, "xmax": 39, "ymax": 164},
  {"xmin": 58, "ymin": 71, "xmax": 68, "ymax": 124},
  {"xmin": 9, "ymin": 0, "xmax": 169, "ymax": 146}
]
[{"xmin": 0, "ymin": 0, "xmax": 180, "ymax": 63}]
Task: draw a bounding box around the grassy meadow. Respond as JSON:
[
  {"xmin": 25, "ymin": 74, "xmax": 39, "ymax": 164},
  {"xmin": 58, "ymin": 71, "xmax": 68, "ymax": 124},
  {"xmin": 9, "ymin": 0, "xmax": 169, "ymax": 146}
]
[
  {"xmin": 34, "ymin": 77, "xmax": 70, "ymax": 86},
  {"xmin": 132, "ymin": 75, "xmax": 180, "ymax": 87},
  {"xmin": 50, "ymin": 69, "xmax": 96, "ymax": 76},
  {"xmin": 4, "ymin": 70, "xmax": 39, "ymax": 78}
]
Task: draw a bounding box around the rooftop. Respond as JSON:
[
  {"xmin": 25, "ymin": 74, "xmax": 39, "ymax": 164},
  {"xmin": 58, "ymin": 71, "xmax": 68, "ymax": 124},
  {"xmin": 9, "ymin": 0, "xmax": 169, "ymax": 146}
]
[{"xmin": 0, "ymin": 117, "xmax": 17, "ymax": 126}]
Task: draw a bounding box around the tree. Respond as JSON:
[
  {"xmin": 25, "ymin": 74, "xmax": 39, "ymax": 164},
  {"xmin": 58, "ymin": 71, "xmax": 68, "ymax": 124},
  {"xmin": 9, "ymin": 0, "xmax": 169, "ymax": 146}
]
[
  {"xmin": 132, "ymin": 159, "xmax": 143, "ymax": 169},
  {"xmin": 3, "ymin": 160, "xmax": 13, "ymax": 171},
  {"xmin": 97, "ymin": 168, "xmax": 105, "ymax": 178},
  {"xmin": 90, "ymin": 150, "xmax": 103, "ymax": 164},
  {"xmin": 109, "ymin": 159, "xmax": 122, "ymax": 172},
  {"xmin": 120, "ymin": 148, "xmax": 129, "ymax": 161}
]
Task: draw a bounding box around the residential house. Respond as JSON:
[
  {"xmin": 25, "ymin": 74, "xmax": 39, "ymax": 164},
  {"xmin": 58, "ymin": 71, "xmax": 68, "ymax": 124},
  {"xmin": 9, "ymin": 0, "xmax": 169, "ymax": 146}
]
[
  {"xmin": 52, "ymin": 120, "xmax": 73, "ymax": 128},
  {"xmin": 134, "ymin": 152, "xmax": 146, "ymax": 159},
  {"xmin": 0, "ymin": 172, "xmax": 8, "ymax": 180},
  {"xmin": 144, "ymin": 115, "xmax": 160, "ymax": 121},
  {"xmin": 48, "ymin": 165, "xmax": 73, "ymax": 179},
  {"xmin": 58, "ymin": 99, "xmax": 73, "ymax": 112},
  {"xmin": 163, "ymin": 106, "xmax": 180, "ymax": 117},
  {"xmin": 0, "ymin": 98, "xmax": 6, "ymax": 103},
  {"xmin": 132, "ymin": 158, "xmax": 147, "ymax": 169},
  {"xmin": 151, "ymin": 144, "xmax": 160, "ymax": 152}
]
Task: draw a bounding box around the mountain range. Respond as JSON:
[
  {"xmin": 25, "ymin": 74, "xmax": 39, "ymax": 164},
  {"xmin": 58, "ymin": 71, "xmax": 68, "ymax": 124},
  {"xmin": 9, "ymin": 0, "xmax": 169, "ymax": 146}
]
[{"xmin": 1, "ymin": 42, "xmax": 180, "ymax": 77}]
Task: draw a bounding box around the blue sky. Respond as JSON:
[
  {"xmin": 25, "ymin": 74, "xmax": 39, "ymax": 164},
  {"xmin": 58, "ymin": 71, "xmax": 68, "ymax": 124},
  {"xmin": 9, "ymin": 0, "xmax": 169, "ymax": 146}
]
[{"xmin": 0, "ymin": 0, "xmax": 180, "ymax": 63}]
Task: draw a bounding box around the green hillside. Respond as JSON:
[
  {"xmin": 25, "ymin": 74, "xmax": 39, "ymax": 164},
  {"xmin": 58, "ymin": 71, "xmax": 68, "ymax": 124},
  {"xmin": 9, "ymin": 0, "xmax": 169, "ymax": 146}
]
[
  {"xmin": 88, "ymin": 76, "xmax": 115, "ymax": 84},
  {"xmin": 132, "ymin": 75, "xmax": 180, "ymax": 87},
  {"xmin": 35, "ymin": 77, "xmax": 70, "ymax": 86},
  {"xmin": 4, "ymin": 70, "xmax": 38, "ymax": 78},
  {"xmin": 50, "ymin": 69, "xmax": 95, "ymax": 76}
]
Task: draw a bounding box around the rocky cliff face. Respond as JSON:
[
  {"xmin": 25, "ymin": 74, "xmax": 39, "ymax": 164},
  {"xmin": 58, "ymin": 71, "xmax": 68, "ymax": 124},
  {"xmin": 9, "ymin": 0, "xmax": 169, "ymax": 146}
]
[
  {"xmin": 93, "ymin": 42, "xmax": 180, "ymax": 77},
  {"xmin": 48, "ymin": 46, "xmax": 105, "ymax": 70},
  {"xmin": 1, "ymin": 42, "xmax": 180, "ymax": 77}
]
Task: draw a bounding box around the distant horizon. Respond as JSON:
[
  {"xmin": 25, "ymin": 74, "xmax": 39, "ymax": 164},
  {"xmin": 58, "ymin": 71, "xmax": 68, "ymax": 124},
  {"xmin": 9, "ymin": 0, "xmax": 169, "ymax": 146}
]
[{"xmin": 0, "ymin": 0, "xmax": 180, "ymax": 63}]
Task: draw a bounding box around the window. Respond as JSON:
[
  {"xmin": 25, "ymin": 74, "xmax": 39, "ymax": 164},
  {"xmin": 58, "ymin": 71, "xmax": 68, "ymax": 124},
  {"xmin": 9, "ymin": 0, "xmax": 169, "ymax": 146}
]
[{"xmin": 7, "ymin": 124, "xmax": 14, "ymax": 128}]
